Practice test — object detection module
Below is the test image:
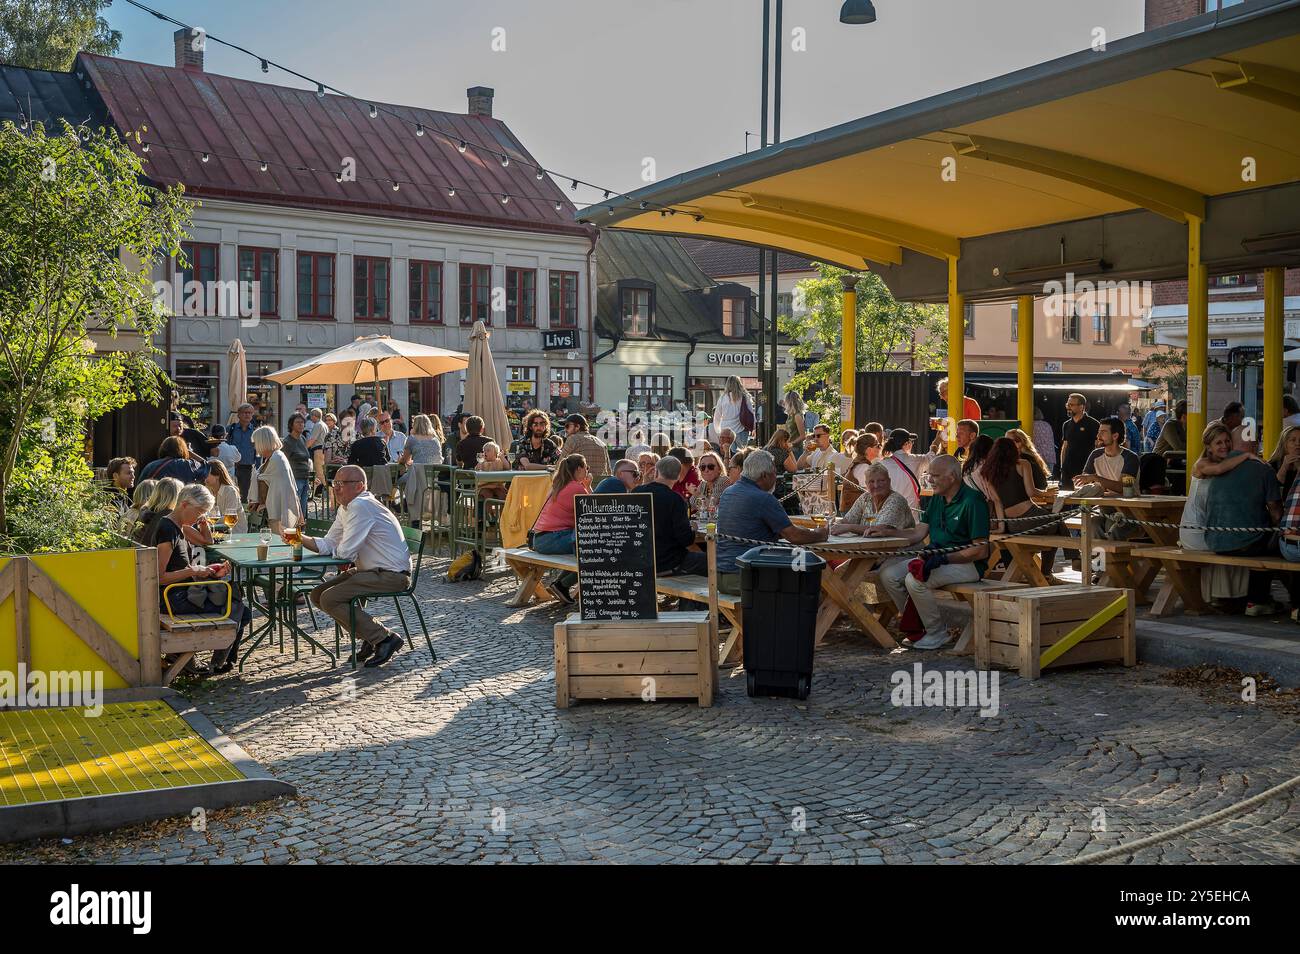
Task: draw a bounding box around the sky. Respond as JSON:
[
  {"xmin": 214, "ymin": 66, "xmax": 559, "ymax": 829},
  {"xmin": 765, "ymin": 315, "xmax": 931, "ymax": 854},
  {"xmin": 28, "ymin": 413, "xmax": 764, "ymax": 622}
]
[{"xmin": 106, "ymin": 0, "xmax": 1147, "ymax": 206}]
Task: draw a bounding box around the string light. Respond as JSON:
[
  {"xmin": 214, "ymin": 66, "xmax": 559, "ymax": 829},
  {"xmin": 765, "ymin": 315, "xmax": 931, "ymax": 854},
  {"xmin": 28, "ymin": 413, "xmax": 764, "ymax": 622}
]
[
  {"xmin": 500, "ymin": 194, "xmax": 510, "ymax": 205},
  {"xmin": 555, "ymin": 201, "xmax": 563, "ymax": 211},
  {"xmin": 335, "ymin": 171, "xmax": 343, "ymax": 183},
  {"xmin": 259, "ymin": 160, "xmax": 268, "ymax": 171},
  {"xmin": 141, "ymin": 142, "xmax": 150, "ymax": 152},
  {"xmin": 118, "ymin": 0, "xmax": 686, "ymax": 220},
  {"xmin": 535, "ymin": 168, "xmax": 544, "ymax": 180},
  {"xmin": 447, "ymin": 187, "xmax": 456, "ymax": 197},
  {"xmin": 200, "ymin": 152, "xmax": 209, "ymax": 162},
  {"xmin": 391, "ymin": 181, "xmax": 400, "ymax": 191}
]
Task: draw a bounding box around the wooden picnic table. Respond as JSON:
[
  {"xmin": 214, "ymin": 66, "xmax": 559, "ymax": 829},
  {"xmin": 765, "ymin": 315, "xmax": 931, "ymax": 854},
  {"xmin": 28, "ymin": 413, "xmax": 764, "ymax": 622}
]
[
  {"xmin": 1090, "ymin": 494, "xmax": 1187, "ymax": 545},
  {"xmin": 810, "ymin": 533, "xmax": 909, "ymax": 649}
]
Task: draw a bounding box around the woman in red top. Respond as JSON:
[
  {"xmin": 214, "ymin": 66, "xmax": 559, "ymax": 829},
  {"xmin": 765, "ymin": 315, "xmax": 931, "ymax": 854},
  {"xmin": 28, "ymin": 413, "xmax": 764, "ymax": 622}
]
[{"xmin": 531, "ymin": 454, "xmax": 590, "ymax": 605}]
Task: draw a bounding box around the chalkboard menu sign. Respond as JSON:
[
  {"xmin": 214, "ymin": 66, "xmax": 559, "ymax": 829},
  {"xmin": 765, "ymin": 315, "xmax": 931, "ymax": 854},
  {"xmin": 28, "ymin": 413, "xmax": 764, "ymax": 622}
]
[{"xmin": 574, "ymin": 493, "xmax": 657, "ymax": 621}]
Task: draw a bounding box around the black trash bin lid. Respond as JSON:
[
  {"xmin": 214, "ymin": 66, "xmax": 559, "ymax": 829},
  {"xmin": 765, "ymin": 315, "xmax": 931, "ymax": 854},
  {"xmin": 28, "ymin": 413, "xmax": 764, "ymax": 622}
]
[{"xmin": 735, "ymin": 544, "xmax": 827, "ymax": 571}]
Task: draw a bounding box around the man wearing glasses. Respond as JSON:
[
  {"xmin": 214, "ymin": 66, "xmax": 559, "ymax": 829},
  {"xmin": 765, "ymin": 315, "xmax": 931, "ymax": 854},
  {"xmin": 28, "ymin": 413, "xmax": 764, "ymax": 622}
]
[
  {"xmin": 379, "ymin": 412, "xmax": 407, "ymax": 461},
  {"xmin": 594, "ymin": 459, "xmax": 639, "ymax": 493},
  {"xmin": 298, "ymin": 465, "xmax": 411, "ymax": 668}
]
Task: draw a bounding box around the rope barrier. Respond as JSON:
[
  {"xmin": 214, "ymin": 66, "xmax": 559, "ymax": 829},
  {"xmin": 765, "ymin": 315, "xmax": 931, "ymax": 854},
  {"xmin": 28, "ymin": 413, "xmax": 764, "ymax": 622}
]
[{"xmin": 1062, "ymin": 772, "xmax": 1300, "ymax": 865}]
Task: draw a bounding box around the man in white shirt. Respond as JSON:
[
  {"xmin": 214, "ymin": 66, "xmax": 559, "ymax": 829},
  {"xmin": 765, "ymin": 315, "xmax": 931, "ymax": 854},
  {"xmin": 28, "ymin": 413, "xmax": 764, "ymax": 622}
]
[
  {"xmin": 379, "ymin": 410, "xmax": 407, "ymax": 461},
  {"xmin": 796, "ymin": 424, "xmax": 838, "ymax": 470},
  {"xmin": 299, "ymin": 465, "xmax": 411, "ymax": 667}
]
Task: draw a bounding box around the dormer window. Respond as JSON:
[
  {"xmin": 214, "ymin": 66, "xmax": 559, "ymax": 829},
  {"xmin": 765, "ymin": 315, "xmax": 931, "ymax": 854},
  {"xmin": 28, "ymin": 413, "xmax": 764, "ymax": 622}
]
[
  {"xmin": 722, "ymin": 297, "xmax": 748, "ymax": 338},
  {"xmin": 622, "ymin": 286, "xmax": 653, "ymax": 336}
]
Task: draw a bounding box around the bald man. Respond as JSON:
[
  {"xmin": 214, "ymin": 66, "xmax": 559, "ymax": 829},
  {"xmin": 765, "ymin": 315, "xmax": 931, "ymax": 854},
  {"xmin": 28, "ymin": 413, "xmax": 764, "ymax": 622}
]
[
  {"xmin": 877, "ymin": 455, "xmax": 991, "ymax": 651},
  {"xmin": 298, "ymin": 465, "xmax": 411, "ymax": 667}
]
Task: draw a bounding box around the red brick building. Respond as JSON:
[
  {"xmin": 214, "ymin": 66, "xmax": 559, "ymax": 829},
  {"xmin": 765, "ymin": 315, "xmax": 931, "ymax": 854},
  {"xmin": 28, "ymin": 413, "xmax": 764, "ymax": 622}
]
[{"xmin": 1145, "ymin": 0, "xmax": 1300, "ymax": 420}]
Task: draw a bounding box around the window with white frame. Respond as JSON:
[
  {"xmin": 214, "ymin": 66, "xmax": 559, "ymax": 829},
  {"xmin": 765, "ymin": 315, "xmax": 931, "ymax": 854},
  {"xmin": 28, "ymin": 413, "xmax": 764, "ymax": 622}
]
[{"xmin": 1062, "ymin": 301, "xmax": 1080, "ymax": 343}]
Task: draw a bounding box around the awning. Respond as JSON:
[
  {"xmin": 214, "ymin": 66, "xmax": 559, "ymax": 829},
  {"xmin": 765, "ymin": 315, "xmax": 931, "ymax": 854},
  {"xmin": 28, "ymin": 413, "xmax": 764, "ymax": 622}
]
[
  {"xmin": 978, "ymin": 381, "xmax": 1155, "ymax": 391},
  {"xmin": 581, "ymin": 1, "xmax": 1300, "ymax": 299}
]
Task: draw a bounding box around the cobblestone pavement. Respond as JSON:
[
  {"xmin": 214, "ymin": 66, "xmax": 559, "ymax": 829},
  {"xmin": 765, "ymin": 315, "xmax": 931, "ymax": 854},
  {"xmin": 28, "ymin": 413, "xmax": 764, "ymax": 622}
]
[{"xmin": 7, "ymin": 560, "xmax": 1300, "ymax": 864}]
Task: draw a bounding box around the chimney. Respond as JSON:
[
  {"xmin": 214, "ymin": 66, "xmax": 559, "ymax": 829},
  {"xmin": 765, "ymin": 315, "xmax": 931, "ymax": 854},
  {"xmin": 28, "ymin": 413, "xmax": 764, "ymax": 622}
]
[
  {"xmin": 174, "ymin": 27, "xmax": 205, "ymax": 72},
  {"xmin": 467, "ymin": 86, "xmax": 494, "ymax": 118}
]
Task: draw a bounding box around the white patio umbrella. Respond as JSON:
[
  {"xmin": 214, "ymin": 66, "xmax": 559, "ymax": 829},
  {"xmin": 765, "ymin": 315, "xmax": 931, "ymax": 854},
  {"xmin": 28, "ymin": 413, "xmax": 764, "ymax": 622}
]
[
  {"xmin": 266, "ymin": 334, "xmax": 469, "ymax": 409},
  {"xmin": 464, "ymin": 320, "xmax": 513, "ymax": 448},
  {"xmin": 226, "ymin": 339, "xmax": 247, "ymax": 424}
]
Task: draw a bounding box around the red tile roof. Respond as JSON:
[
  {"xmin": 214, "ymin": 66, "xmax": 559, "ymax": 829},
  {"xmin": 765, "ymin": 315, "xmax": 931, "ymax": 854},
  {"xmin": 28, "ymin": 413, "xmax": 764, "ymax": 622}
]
[{"xmin": 76, "ymin": 53, "xmax": 593, "ymax": 239}]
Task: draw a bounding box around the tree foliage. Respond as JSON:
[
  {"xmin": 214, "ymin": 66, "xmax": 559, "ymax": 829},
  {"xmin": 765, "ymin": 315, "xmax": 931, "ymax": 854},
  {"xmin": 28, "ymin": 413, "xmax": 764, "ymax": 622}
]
[
  {"xmin": 0, "ymin": 119, "xmax": 190, "ymax": 552},
  {"xmin": 778, "ymin": 265, "xmax": 949, "ymax": 433},
  {"xmin": 0, "ymin": 0, "xmax": 120, "ymax": 70}
]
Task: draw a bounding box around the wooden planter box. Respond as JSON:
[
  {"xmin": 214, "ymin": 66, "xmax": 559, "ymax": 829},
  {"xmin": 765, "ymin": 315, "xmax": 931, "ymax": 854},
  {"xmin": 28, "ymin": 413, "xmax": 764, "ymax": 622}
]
[
  {"xmin": 974, "ymin": 584, "xmax": 1135, "ymax": 680},
  {"xmin": 554, "ymin": 611, "xmax": 714, "ymax": 708},
  {"xmin": 1, "ymin": 543, "xmax": 161, "ymax": 691}
]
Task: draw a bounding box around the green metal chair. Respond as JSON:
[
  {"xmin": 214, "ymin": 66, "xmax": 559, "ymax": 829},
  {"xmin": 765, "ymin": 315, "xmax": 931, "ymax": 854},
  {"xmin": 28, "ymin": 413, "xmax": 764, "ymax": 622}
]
[
  {"xmin": 450, "ymin": 468, "xmax": 483, "ymax": 557},
  {"xmin": 336, "ymin": 527, "xmax": 434, "ymax": 669},
  {"xmin": 415, "ymin": 463, "xmax": 453, "ymax": 557}
]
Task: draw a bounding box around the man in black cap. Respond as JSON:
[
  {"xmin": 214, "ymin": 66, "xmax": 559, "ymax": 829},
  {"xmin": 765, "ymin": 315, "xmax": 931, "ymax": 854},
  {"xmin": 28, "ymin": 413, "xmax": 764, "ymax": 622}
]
[{"xmin": 170, "ymin": 412, "xmax": 210, "ymax": 459}]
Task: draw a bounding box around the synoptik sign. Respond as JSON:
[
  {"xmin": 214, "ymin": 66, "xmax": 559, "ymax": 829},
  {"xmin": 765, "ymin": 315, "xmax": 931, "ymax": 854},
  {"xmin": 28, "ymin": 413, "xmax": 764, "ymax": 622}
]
[{"xmin": 705, "ymin": 352, "xmax": 761, "ymax": 366}]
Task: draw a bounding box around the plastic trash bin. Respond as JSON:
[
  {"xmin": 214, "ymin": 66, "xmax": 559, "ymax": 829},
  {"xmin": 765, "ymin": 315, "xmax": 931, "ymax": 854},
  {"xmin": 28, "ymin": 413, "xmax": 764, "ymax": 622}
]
[{"xmin": 736, "ymin": 545, "xmax": 826, "ymax": 699}]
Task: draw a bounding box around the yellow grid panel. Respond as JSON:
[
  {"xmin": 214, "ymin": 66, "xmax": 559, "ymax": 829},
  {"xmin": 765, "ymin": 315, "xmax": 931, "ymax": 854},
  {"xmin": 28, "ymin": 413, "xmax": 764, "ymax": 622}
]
[{"xmin": 0, "ymin": 701, "xmax": 244, "ymax": 807}]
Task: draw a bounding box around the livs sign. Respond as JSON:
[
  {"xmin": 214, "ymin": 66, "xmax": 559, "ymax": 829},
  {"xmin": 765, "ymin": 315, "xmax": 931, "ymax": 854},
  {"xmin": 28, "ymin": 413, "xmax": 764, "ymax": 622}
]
[{"xmin": 543, "ymin": 329, "xmax": 580, "ymax": 351}]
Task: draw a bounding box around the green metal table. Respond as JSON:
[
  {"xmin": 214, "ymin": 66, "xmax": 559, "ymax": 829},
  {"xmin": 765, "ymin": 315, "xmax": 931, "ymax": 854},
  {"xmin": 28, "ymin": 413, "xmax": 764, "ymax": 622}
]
[{"xmin": 208, "ymin": 533, "xmax": 349, "ymax": 670}]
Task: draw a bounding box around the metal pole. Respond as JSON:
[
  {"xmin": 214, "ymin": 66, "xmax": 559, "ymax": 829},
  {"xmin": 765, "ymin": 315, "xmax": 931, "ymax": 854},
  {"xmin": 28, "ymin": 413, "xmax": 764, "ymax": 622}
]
[
  {"xmin": 946, "ymin": 257, "xmax": 965, "ymax": 455},
  {"xmin": 1186, "ymin": 216, "xmax": 1208, "ymax": 464},
  {"xmin": 841, "ymin": 276, "xmax": 859, "ymax": 430},
  {"xmin": 1017, "ymin": 295, "xmax": 1035, "ymax": 429},
  {"xmin": 1264, "ymin": 267, "xmax": 1284, "ymax": 456},
  {"xmin": 754, "ymin": 0, "xmax": 770, "ymax": 446},
  {"xmin": 766, "ymin": 1, "xmax": 782, "ymax": 441}
]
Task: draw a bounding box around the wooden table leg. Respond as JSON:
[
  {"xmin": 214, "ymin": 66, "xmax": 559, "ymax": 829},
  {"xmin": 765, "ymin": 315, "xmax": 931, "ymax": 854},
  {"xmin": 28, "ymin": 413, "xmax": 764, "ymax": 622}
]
[
  {"xmin": 1005, "ymin": 542, "xmax": 1051, "ymax": 587},
  {"xmin": 506, "ymin": 562, "xmax": 547, "ymax": 607},
  {"xmin": 719, "ymin": 606, "xmax": 744, "ymax": 667},
  {"xmin": 1153, "ymin": 559, "xmax": 1209, "ymax": 616},
  {"xmin": 817, "ymin": 559, "xmax": 897, "ymax": 649}
]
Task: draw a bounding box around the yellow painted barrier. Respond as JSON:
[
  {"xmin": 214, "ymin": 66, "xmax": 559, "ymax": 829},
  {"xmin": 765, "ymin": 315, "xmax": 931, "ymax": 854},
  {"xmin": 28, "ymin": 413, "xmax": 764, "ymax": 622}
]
[{"xmin": 0, "ymin": 545, "xmax": 160, "ymax": 689}]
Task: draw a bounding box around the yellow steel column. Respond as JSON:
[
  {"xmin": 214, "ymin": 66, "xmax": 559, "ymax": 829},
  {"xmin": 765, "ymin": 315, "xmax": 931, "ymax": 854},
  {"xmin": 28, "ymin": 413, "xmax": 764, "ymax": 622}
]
[
  {"xmin": 947, "ymin": 256, "xmax": 965, "ymax": 454},
  {"xmin": 1017, "ymin": 295, "xmax": 1035, "ymax": 429},
  {"xmin": 1186, "ymin": 216, "xmax": 1208, "ymax": 464},
  {"xmin": 840, "ymin": 275, "xmax": 858, "ymax": 430},
  {"xmin": 1264, "ymin": 266, "xmax": 1285, "ymax": 456}
]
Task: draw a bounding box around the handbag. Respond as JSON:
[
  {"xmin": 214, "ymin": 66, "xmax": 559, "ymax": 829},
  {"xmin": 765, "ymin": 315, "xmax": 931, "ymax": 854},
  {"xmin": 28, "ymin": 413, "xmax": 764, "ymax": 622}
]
[{"xmin": 738, "ymin": 395, "xmax": 755, "ymax": 432}]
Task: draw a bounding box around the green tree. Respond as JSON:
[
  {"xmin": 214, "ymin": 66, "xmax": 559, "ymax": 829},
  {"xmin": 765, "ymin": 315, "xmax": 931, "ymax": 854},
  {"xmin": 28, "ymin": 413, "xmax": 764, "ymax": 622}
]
[
  {"xmin": 0, "ymin": 119, "xmax": 190, "ymax": 550},
  {"xmin": 0, "ymin": 0, "xmax": 120, "ymax": 70},
  {"xmin": 778, "ymin": 265, "xmax": 949, "ymax": 432},
  {"xmin": 1132, "ymin": 344, "xmax": 1193, "ymax": 404}
]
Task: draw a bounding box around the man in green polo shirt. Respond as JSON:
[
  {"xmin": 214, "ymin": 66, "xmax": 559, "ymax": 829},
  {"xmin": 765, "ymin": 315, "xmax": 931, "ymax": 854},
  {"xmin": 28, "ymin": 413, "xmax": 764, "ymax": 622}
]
[{"xmin": 877, "ymin": 455, "xmax": 990, "ymax": 650}]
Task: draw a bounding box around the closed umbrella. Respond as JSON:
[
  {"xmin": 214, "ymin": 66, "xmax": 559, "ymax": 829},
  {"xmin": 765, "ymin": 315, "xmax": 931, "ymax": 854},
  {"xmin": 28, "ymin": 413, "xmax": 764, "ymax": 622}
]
[
  {"xmin": 463, "ymin": 320, "xmax": 512, "ymax": 450},
  {"xmin": 227, "ymin": 339, "xmax": 247, "ymax": 424},
  {"xmin": 266, "ymin": 334, "xmax": 469, "ymax": 410}
]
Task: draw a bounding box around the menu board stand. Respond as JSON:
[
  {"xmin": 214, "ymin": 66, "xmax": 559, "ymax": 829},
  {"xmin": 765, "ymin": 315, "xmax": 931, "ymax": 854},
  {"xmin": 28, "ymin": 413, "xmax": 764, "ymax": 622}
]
[{"xmin": 574, "ymin": 493, "xmax": 657, "ymax": 621}]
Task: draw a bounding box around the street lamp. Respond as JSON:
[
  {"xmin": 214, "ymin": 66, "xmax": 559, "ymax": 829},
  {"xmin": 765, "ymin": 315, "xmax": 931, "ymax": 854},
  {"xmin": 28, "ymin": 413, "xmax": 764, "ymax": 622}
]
[
  {"xmin": 756, "ymin": 1, "xmax": 874, "ymax": 440},
  {"xmin": 839, "ymin": 0, "xmax": 878, "ymax": 25}
]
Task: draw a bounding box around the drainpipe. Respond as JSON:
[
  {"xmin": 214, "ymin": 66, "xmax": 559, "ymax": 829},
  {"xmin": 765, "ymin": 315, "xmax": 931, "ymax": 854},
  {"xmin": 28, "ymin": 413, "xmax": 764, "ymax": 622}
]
[
  {"xmin": 683, "ymin": 336, "xmax": 699, "ymax": 406},
  {"xmin": 585, "ymin": 234, "xmax": 597, "ymax": 404}
]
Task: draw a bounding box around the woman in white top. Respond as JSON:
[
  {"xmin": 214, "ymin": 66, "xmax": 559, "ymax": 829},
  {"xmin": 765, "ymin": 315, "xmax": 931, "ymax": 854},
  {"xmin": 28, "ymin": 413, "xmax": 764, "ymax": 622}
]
[
  {"xmin": 249, "ymin": 425, "xmax": 301, "ymax": 533},
  {"xmin": 204, "ymin": 460, "xmax": 247, "ymax": 533},
  {"xmin": 877, "ymin": 427, "xmax": 933, "ymax": 512},
  {"xmin": 1183, "ymin": 422, "xmax": 1259, "ymax": 601},
  {"xmin": 712, "ymin": 376, "xmax": 753, "ymax": 448}
]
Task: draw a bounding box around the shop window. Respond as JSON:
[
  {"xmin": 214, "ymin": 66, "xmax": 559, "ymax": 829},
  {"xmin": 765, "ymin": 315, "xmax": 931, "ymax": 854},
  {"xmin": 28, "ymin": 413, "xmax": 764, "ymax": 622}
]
[
  {"xmin": 247, "ymin": 360, "xmax": 282, "ymax": 429},
  {"xmin": 550, "ymin": 367, "xmax": 583, "ymax": 415},
  {"xmin": 628, "ymin": 374, "xmax": 673, "ymax": 412},
  {"xmin": 173, "ymin": 359, "xmax": 219, "ymax": 430}
]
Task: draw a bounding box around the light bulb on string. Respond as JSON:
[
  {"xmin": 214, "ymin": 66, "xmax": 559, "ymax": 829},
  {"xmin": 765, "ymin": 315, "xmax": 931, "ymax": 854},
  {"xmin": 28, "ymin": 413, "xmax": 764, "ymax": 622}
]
[
  {"xmin": 457, "ymin": 140, "xmax": 467, "ymax": 153},
  {"xmin": 368, "ymin": 104, "xmax": 378, "ymax": 119},
  {"xmin": 392, "ymin": 181, "xmax": 400, "ymax": 192},
  {"xmin": 141, "ymin": 142, "xmax": 150, "ymax": 153},
  {"xmin": 200, "ymin": 152, "xmax": 210, "ymax": 163},
  {"xmin": 500, "ymin": 194, "xmax": 510, "ymax": 205},
  {"xmin": 535, "ymin": 168, "xmax": 544, "ymax": 180},
  {"xmin": 570, "ymin": 179, "xmax": 578, "ymax": 191},
  {"xmin": 416, "ymin": 124, "xmax": 425, "ymax": 137},
  {"xmin": 500, "ymin": 156, "xmax": 509, "ymax": 168},
  {"xmin": 259, "ymin": 160, "xmax": 268, "ymax": 172},
  {"xmin": 260, "ymin": 59, "xmax": 269, "ymax": 73},
  {"xmin": 448, "ymin": 187, "xmax": 456, "ymax": 197},
  {"xmin": 316, "ymin": 84, "xmax": 326, "ymax": 98}
]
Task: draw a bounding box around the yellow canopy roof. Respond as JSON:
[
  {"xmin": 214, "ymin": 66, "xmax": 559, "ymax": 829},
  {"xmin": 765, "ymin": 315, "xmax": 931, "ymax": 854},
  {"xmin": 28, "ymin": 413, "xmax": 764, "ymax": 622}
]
[{"xmin": 585, "ymin": 1, "xmax": 1300, "ymax": 273}]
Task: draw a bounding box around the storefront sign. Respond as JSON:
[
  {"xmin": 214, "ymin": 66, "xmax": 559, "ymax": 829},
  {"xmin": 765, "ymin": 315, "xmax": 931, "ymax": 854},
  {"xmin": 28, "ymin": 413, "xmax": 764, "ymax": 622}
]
[
  {"xmin": 1210, "ymin": 338, "xmax": 1229, "ymax": 349},
  {"xmin": 705, "ymin": 352, "xmax": 760, "ymax": 366},
  {"xmin": 507, "ymin": 381, "xmax": 535, "ymax": 394},
  {"xmin": 1044, "ymin": 360, "xmax": 1063, "ymax": 372},
  {"xmin": 543, "ymin": 329, "xmax": 580, "ymax": 351}
]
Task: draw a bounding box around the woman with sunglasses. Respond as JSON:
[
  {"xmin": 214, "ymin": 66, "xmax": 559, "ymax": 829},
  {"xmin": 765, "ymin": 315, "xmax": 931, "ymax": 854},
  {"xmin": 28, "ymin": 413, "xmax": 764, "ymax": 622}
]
[{"xmin": 689, "ymin": 451, "xmax": 730, "ymax": 520}]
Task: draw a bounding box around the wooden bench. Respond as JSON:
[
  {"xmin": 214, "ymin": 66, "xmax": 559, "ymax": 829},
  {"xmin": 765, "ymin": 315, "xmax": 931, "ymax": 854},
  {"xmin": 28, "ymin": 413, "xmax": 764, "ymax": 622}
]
[
  {"xmin": 940, "ymin": 579, "xmax": 1028, "ymax": 654},
  {"xmin": 654, "ymin": 575, "xmax": 744, "ymax": 666},
  {"xmin": 158, "ymin": 615, "xmax": 239, "ymax": 685},
  {"xmin": 1140, "ymin": 546, "xmax": 1300, "ymax": 617},
  {"xmin": 991, "ymin": 532, "xmax": 1139, "ymax": 589},
  {"xmin": 502, "ymin": 547, "xmax": 747, "ymax": 666}
]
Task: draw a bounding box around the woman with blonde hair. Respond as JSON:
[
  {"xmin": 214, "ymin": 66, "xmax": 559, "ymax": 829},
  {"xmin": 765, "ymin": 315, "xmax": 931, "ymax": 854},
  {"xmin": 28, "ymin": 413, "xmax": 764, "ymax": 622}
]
[
  {"xmin": 1007, "ymin": 427, "xmax": 1050, "ymax": 490},
  {"xmin": 689, "ymin": 450, "xmax": 730, "ymax": 517},
  {"xmin": 134, "ymin": 477, "xmax": 213, "ymax": 549},
  {"xmin": 712, "ymin": 375, "xmax": 754, "ymax": 448},
  {"xmin": 1268, "ymin": 424, "xmax": 1300, "ymax": 498},
  {"xmin": 249, "ymin": 425, "xmax": 301, "ymax": 533},
  {"xmin": 203, "ymin": 459, "xmax": 246, "ymax": 533},
  {"xmin": 122, "ymin": 478, "xmax": 157, "ymax": 532},
  {"xmin": 783, "ymin": 391, "xmax": 814, "ymax": 444}
]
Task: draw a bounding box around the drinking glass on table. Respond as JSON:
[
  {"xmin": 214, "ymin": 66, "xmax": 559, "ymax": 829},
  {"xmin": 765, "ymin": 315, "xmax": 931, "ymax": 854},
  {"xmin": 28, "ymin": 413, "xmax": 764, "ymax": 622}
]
[{"xmin": 222, "ymin": 506, "xmax": 239, "ymax": 533}]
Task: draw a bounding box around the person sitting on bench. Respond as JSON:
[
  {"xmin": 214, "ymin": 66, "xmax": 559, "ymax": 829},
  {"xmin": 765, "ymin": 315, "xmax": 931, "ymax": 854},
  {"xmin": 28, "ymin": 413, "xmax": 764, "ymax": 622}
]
[{"xmin": 879, "ymin": 455, "xmax": 990, "ymax": 651}]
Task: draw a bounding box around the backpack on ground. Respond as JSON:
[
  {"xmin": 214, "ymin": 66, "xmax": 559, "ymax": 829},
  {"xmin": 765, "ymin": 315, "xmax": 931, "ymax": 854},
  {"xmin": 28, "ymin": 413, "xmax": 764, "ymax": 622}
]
[{"xmin": 448, "ymin": 548, "xmax": 483, "ymax": 582}]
